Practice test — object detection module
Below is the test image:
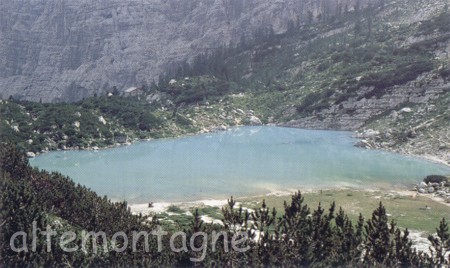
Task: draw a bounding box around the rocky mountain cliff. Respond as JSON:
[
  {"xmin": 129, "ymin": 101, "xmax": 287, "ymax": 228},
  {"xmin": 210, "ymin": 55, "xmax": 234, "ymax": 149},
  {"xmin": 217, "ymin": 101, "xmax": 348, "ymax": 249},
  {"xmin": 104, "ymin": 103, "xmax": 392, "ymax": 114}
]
[{"xmin": 0, "ymin": 0, "xmax": 368, "ymax": 102}]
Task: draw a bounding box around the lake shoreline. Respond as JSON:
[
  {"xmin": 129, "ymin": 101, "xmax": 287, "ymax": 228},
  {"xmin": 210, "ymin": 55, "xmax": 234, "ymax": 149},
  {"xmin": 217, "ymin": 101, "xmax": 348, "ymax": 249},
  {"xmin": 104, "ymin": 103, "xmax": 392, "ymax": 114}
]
[
  {"xmin": 128, "ymin": 184, "xmax": 416, "ymax": 214},
  {"xmin": 28, "ymin": 124, "xmax": 237, "ymax": 157},
  {"xmin": 30, "ymin": 125, "xmax": 450, "ymax": 207},
  {"xmin": 30, "ymin": 124, "xmax": 450, "ymax": 170},
  {"xmin": 357, "ymin": 142, "xmax": 450, "ymax": 168}
]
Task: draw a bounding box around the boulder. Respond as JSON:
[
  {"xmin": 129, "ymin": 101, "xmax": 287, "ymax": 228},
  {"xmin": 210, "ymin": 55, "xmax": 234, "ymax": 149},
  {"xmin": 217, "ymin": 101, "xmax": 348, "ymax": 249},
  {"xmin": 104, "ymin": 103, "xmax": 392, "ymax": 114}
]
[
  {"xmin": 419, "ymin": 182, "xmax": 428, "ymax": 188},
  {"xmin": 390, "ymin": 111, "xmax": 399, "ymax": 120},
  {"xmin": 146, "ymin": 92, "xmax": 166, "ymax": 104},
  {"xmin": 418, "ymin": 188, "xmax": 426, "ymax": 194},
  {"xmin": 248, "ymin": 116, "xmax": 262, "ymax": 126},
  {"xmin": 98, "ymin": 116, "xmax": 107, "ymax": 125},
  {"xmin": 26, "ymin": 152, "xmax": 36, "ymax": 158},
  {"xmin": 355, "ymin": 140, "xmax": 372, "ymax": 149},
  {"xmin": 400, "ymin": 107, "xmax": 413, "ymax": 113},
  {"xmin": 362, "ymin": 129, "xmax": 380, "ymax": 138},
  {"xmin": 428, "ymin": 187, "xmax": 435, "ymax": 193},
  {"xmin": 439, "ymin": 144, "xmax": 449, "ymax": 150},
  {"xmin": 436, "ymin": 190, "xmax": 446, "ymax": 196}
]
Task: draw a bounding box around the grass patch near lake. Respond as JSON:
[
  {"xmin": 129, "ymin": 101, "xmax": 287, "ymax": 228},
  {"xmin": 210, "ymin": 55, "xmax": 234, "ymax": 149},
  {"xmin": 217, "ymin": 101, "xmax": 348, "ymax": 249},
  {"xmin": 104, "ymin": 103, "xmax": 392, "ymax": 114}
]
[
  {"xmin": 195, "ymin": 206, "xmax": 223, "ymax": 220},
  {"xmin": 149, "ymin": 189, "xmax": 450, "ymax": 234},
  {"xmin": 238, "ymin": 189, "xmax": 450, "ymax": 234},
  {"xmin": 167, "ymin": 205, "xmax": 185, "ymax": 214}
]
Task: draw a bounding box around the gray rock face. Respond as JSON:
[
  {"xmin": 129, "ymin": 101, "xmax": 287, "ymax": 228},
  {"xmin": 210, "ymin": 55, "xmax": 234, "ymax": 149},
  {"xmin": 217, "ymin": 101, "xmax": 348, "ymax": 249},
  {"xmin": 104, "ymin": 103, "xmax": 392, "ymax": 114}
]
[
  {"xmin": 283, "ymin": 73, "xmax": 450, "ymax": 131},
  {"xmin": 0, "ymin": 0, "xmax": 367, "ymax": 102},
  {"xmin": 248, "ymin": 115, "xmax": 262, "ymax": 125}
]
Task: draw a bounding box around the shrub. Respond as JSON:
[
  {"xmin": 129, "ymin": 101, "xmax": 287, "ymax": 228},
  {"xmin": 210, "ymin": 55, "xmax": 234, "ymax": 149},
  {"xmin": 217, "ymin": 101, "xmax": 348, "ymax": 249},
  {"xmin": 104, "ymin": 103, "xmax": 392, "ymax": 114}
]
[
  {"xmin": 440, "ymin": 68, "xmax": 450, "ymax": 79},
  {"xmin": 359, "ymin": 60, "xmax": 433, "ymax": 99},
  {"xmin": 296, "ymin": 91, "xmax": 324, "ymax": 113},
  {"xmin": 424, "ymin": 175, "xmax": 448, "ymax": 184},
  {"xmin": 167, "ymin": 205, "xmax": 185, "ymax": 214},
  {"xmin": 316, "ymin": 61, "xmax": 330, "ymax": 72},
  {"xmin": 416, "ymin": 12, "xmax": 450, "ymax": 36}
]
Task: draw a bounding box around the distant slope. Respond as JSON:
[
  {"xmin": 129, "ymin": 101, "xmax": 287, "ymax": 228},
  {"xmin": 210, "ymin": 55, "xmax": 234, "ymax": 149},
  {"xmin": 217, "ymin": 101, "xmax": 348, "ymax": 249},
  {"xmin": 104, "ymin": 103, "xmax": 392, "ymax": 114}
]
[
  {"xmin": 158, "ymin": 0, "xmax": 450, "ymax": 163},
  {"xmin": 0, "ymin": 0, "xmax": 371, "ymax": 102},
  {"xmin": 207, "ymin": 0, "xmax": 449, "ymax": 129}
]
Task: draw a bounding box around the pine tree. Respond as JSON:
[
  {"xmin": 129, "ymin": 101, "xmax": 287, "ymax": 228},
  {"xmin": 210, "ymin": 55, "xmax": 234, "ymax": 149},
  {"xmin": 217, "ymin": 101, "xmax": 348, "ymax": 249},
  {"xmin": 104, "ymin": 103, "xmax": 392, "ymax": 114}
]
[
  {"xmin": 310, "ymin": 202, "xmax": 335, "ymax": 264},
  {"xmin": 331, "ymin": 207, "xmax": 361, "ymax": 265},
  {"xmin": 428, "ymin": 218, "xmax": 450, "ymax": 265},
  {"xmin": 279, "ymin": 191, "xmax": 312, "ymax": 265},
  {"xmin": 364, "ymin": 202, "xmax": 392, "ymax": 265},
  {"xmin": 393, "ymin": 228, "xmax": 417, "ymax": 267}
]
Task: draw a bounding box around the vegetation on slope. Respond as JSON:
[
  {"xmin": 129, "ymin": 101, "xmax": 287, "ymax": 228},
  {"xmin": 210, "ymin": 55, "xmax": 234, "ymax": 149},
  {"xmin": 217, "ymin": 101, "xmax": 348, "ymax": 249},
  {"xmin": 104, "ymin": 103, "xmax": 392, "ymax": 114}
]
[
  {"xmin": 162, "ymin": 0, "xmax": 446, "ymax": 117},
  {"xmin": 0, "ymin": 97, "xmax": 165, "ymax": 152},
  {"xmin": 0, "ymin": 90, "xmax": 253, "ymax": 153}
]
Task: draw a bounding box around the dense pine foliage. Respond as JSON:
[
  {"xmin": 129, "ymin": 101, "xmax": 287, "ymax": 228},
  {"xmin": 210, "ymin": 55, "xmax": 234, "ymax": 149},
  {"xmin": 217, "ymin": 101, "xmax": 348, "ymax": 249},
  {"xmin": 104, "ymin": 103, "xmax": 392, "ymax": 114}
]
[
  {"xmin": 0, "ymin": 97, "xmax": 173, "ymax": 153},
  {"xmin": 1, "ymin": 143, "xmax": 450, "ymax": 267}
]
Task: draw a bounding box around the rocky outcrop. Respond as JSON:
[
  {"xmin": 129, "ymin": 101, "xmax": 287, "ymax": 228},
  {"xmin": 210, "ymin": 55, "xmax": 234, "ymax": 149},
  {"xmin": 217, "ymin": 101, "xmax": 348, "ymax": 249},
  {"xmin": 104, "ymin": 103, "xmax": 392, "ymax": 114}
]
[
  {"xmin": 283, "ymin": 73, "xmax": 450, "ymax": 131},
  {"xmin": 414, "ymin": 180, "xmax": 450, "ymax": 202},
  {"xmin": 248, "ymin": 115, "xmax": 263, "ymax": 125},
  {"xmin": 0, "ymin": 0, "xmax": 370, "ymax": 102}
]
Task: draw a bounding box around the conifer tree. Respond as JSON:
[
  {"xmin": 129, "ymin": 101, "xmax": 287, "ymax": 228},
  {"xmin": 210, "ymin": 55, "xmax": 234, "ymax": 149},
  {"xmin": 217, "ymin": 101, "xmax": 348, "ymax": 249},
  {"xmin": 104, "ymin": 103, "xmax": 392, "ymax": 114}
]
[
  {"xmin": 428, "ymin": 218, "xmax": 450, "ymax": 265},
  {"xmin": 364, "ymin": 202, "xmax": 392, "ymax": 265}
]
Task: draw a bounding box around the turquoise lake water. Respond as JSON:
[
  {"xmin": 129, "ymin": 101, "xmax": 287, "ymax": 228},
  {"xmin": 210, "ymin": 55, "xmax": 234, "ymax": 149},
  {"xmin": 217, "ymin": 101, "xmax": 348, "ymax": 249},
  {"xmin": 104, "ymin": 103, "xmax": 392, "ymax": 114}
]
[{"xmin": 30, "ymin": 126, "xmax": 450, "ymax": 203}]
